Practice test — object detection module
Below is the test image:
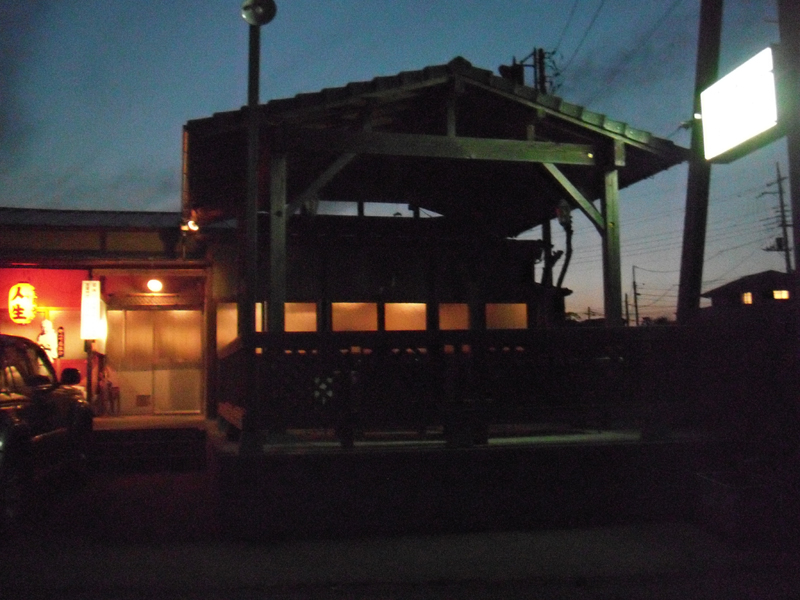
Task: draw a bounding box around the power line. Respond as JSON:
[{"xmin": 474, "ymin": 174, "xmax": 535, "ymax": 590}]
[
  {"xmin": 705, "ymin": 247, "xmax": 762, "ymax": 285},
  {"xmin": 633, "ymin": 266, "xmax": 680, "ymax": 274},
  {"xmin": 558, "ymin": 181, "xmax": 773, "ymax": 247},
  {"xmin": 561, "ymin": 0, "xmax": 607, "ymax": 73},
  {"xmin": 554, "ymin": 0, "xmax": 582, "ymax": 53},
  {"xmin": 566, "ymin": 200, "xmax": 774, "ymax": 263},
  {"xmin": 568, "ymin": 225, "xmax": 766, "ymax": 266},
  {"xmin": 638, "ymin": 291, "xmax": 678, "ymax": 297},
  {"xmin": 581, "ymin": 0, "xmax": 687, "ymax": 106}
]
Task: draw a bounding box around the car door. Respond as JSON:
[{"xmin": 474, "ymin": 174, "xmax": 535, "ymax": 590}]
[
  {"xmin": 5, "ymin": 340, "xmax": 68, "ymax": 469},
  {"xmin": 0, "ymin": 348, "xmax": 29, "ymax": 429}
]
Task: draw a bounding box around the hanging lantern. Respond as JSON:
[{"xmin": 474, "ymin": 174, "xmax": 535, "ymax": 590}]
[{"xmin": 8, "ymin": 283, "xmax": 37, "ymax": 325}]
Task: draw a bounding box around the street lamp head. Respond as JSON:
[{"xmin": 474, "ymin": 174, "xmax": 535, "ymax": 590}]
[{"xmin": 241, "ymin": 0, "xmax": 276, "ymax": 26}]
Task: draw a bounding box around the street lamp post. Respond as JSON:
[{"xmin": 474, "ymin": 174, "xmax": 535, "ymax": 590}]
[
  {"xmin": 239, "ymin": 0, "xmax": 276, "ymax": 452},
  {"xmin": 239, "ymin": 0, "xmax": 276, "ymax": 341}
]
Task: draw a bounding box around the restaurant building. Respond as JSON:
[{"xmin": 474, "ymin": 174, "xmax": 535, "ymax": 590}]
[
  {"xmin": 1, "ymin": 57, "xmax": 688, "ymax": 436},
  {"xmin": 0, "ymin": 209, "xmax": 209, "ymax": 416}
]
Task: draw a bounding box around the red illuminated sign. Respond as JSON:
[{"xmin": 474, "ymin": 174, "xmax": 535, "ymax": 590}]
[{"xmin": 8, "ymin": 283, "xmax": 37, "ymax": 324}]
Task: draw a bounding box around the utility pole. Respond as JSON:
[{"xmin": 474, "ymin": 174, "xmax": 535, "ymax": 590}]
[
  {"xmin": 535, "ymin": 48, "xmax": 547, "ymax": 93},
  {"xmin": 778, "ymin": 1, "xmax": 800, "ymax": 280},
  {"xmin": 632, "ymin": 266, "xmax": 641, "ymax": 326},
  {"xmin": 677, "ymin": 0, "xmax": 724, "ymax": 323},
  {"xmin": 499, "ymin": 47, "xmax": 554, "ymax": 93},
  {"xmin": 777, "ymin": 163, "xmax": 792, "ymax": 273},
  {"xmin": 763, "ymin": 163, "xmax": 792, "ymax": 272},
  {"xmin": 625, "ymin": 293, "xmax": 631, "ymax": 326}
]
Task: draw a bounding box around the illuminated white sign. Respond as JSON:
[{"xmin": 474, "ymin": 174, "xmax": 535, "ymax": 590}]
[
  {"xmin": 700, "ymin": 47, "xmax": 779, "ymax": 161},
  {"xmin": 80, "ymin": 280, "xmax": 107, "ymax": 341}
]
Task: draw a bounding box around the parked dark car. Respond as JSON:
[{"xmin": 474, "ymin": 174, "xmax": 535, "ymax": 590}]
[{"xmin": 0, "ymin": 333, "xmax": 93, "ymax": 531}]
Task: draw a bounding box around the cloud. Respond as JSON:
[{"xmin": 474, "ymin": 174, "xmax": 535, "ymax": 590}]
[
  {"xmin": 0, "ymin": 5, "xmax": 41, "ymax": 174},
  {"xmin": 36, "ymin": 165, "xmax": 182, "ymax": 212},
  {"xmin": 558, "ymin": 4, "xmax": 699, "ymax": 110}
]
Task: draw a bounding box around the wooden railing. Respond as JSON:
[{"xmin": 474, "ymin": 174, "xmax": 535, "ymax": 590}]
[{"xmin": 215, "ymin": 315, "xmax": 800, "ymax": 444}]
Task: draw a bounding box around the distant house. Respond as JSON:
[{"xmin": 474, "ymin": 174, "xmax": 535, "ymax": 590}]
[{"xmin": 701, "ymin": 270, "xmax": 795, "ymax": 309}]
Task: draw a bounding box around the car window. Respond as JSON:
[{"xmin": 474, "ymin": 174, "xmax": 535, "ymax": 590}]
[
  {"xmin": 4, "ymin": 366, "xmax": 26, "ymax": 392},
  {"xmin": 0, "ymin": 340, "xmax": 55, "ymax": 394},
  {"xmin": 1, "ymin": 347, "xmax": 29, "ymax": 394},
  {"xmin": 1, "ymin": 358, "xmax": 21, "ymax": 394},
  {"xmin": 25, "ymin": 343, "xmax": 55, "ymax": 383}
]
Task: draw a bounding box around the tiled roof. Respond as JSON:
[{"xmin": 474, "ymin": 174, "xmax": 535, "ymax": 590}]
[
  {"xmin": 185, "ymin": 56, "xmax": 689, "ymax": 237},
  {"xmin": 192, "ymin": 57, "xmax": 685, "ymax": 160}
]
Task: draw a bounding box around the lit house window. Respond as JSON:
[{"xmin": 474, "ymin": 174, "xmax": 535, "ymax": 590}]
[
  {"xmin": 439, "ymin": 304, "xmax": 469, "ymax": 330},
  {"xmin": 486, "ymin": 303, "xmax": 528, "ymax": 330},
  {"xmin": 286, "ymin": 303, "xmax": 317, "ymax": 332},
  {"xmin": 773, "ymin": 290, "xmax": 790, "ymax": 300},
  {"xmin": 742, "ymin": 292, "xmax": 753, "ymax": 305},
  {"xmin": 385, "ymin": 303, "xmax": 426, "ymax": 331},
  {"xmin": 332, "ymin": 303, "xmax": 378, "ymax": 331}
]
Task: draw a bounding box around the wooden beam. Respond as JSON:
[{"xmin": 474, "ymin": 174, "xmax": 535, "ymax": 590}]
[
  {"xmin": 288, "ymin": 109, "xmax": 378, "ymax": 215},
  {"xmin": 446, "ymin": 77, "xmax": 464, "ymax": 137},
  {"xmin": 613, "ymin": 139, "xmax": 626, "ymax": 167},
  {"xmin": 602, "ymin": 169, "xmax": 622, "ymax": 326},
  {"xmin": 463, "ymin": 78, "xmax": 686, "ymax": 160},
  {"xmin": 277, "ymin": 128, "xmax": 596, "ymax": 165},
  {"xmin": 287, "ymin": 153, "xmax": 357, "ymax": 215},
  {"xmin": 446, "ymin": 97, "xmax": 457, "ymax": 137},
  {"xmin": 542, "ymin": 163, "xmax": 604, "ymax": 231}
]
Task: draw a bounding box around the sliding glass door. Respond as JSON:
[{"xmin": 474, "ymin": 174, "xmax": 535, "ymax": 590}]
[{"xmin": 106, "ymin": 310, "xmax": 203, "ymax": 415}]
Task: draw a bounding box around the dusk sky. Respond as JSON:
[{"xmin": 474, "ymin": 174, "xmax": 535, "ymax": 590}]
[{"xmin": 0, "ymin": 0, "xmax": 786, "ymax": 319}]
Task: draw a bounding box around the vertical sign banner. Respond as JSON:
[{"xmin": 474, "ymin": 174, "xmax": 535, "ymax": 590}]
[
  {"xmin": 80, "ymin": 280, "xmax": 106, "ymax": 340},
  {"xmin": 57, "ymin": 326, "xmax": 65, "ymax": 358}
]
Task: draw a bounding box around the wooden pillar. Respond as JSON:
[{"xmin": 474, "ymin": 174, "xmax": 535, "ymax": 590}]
[
  {"xmin": 204, "ymin": 272, "xmax": 218, "ymax": 418},
  {"xmin": 446, "ymin": 77, "xmax": 462, "ymax": 137},
  {"xmin": 469, "ymin": 302, "xmax": 486, "ymax": 331},
  {"xmin": 541, "ymin": 219, "xmax": 553, "ymax": 287},
  {"xmin": 377, "ymin": 303, "xmax": 386, "ymax": 332},
  {"xmin": 319, "ymin": 238, "xmax": 331, "ymax": 333},
  {"xmin": 318, "ymin": 301, "xmax": 331, "ymax": 332},
  {"xmin": 446, "ymin": 96, "xmax": 457, "ymax": 137},
  {"xmin": 268, "ymin": 154, "xmax": 287, "ymax": 333},
  {"xmin": 427, "ymin": 253, "xmax": 440, "ymax": 332},
  {"xmin": 602, "ymin": 169, "xmax": 622, "ymax": 325}
]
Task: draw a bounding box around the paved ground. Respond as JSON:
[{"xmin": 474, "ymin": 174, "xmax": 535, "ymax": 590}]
[{"xmin": 2, "ymin": 426, "xmax": 800, "ymax": 599}]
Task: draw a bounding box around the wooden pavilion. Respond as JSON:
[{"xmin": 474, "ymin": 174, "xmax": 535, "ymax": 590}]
[{"xmin": 183, "ymin": 57, "xmax": 688, "ymax": 444}]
